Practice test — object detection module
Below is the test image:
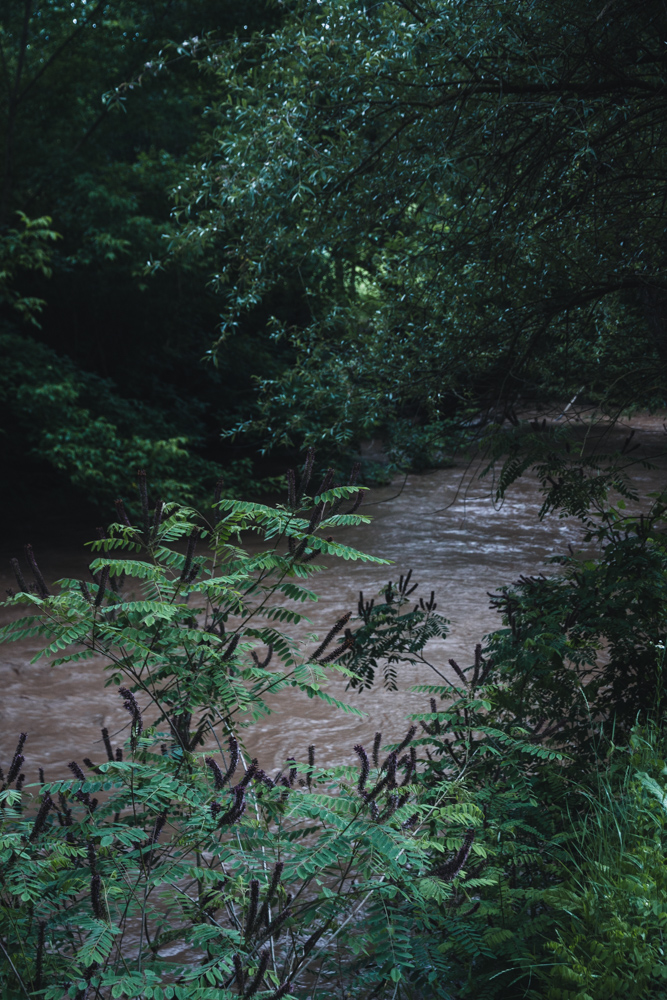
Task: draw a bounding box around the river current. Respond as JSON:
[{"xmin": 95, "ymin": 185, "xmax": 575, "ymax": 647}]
[{"xmin": 1, "ymin": 415, "xmax": 665, "ymax": 779}]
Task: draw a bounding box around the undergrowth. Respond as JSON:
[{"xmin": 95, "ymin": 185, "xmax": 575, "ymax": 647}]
[{"xmin": 2, "ymin": 450, "xmax": 667, "ymax": 998}]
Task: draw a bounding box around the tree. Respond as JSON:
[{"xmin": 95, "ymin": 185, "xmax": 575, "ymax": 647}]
[
  {"xmin": 0, "ymin": 1, "xmax": 285, "ymax": 515},
  {"xmin": 171, "ymin": 0, "xmax": 667, "ymax": 452}
]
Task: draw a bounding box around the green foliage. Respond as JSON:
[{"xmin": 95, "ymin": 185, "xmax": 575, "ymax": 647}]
[
  {"xmin": 341, "ymin": 571, "xmax": 451, "ymax": 691},
  {"xmin": 400, "ymin": 655, "xmax": 573, "ymax": 998},
  {"xmin": 401, "ymin": 676, "xmax": 667, "ymax": 999},
  {"xmin": 482, "ymin": 418, "xmax": 644, "ymax": 522},
  {"xmin": 0, "ymin": 213, "xmax": 60, "ymax": 323},
  {"xmin": 384, "ymin": 418, "xmax": 462, "ymax": 476},
  {"xmin": 168, "ymin": 0, "xmax": 667, "ymax": 453},
  {"xmin": 6, "ymin": 0, "xmax": 667, "ymax": 992},
  {"xmin": 371, "ymin": 471, "xmax": 667, "ymax": 995},
  {"xmin": 2, "ymin": 468, "xmax": 381, "ymax": 725},
  {"xmin": 528, "ymin": 729, "xmax": 667, "ymax": 999},
  {"xmin": 0, "ymin": 330, "xmax": 272, "ymax": 509},
  {"xmin": 1, "ymin": 731, "xmax": 468, "ymax": 1000},
  {"xmin": 5, "ymin": 468, "xmax": 667, "ymax": 998},
  {"xmin": 0, "ymin": 0, "xmax": 288, "ymax": 515},
  {"xmin": 0, "ymin": 474, "xmax": 496, "ymax": 999},
  {"xmin": 483, "ymin": 488, "xmax": 667, "ymax": 748}
]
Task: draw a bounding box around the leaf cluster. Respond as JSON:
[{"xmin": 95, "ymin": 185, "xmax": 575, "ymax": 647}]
[
  {"xmin": 4, "ymin": 462, "xmax": 667, "ymax": 998},
  {"xmin": 168, "ymin": 0, "xmax": 667, "ymax": 452}
]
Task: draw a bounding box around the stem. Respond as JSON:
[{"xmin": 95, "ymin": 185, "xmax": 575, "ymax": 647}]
[{"xmin": 0, "ymin": 936, "xmax": 31, "ymax": 999}]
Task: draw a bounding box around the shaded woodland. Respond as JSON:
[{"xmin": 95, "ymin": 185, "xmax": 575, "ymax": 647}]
[{"xmin": 3, "ymin": 3, "xmax": 667, "ymax": 999}]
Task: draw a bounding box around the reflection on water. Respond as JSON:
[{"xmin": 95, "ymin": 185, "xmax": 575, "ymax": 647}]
[{"xmin": 1, "ymin": 418, "xmax": 665, "ymax": 778}]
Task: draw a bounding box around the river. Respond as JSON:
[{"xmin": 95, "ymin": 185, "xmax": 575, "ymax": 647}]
[{"xmin": 1, "ymin": 414, "xmax": 665, "ymax": 780}]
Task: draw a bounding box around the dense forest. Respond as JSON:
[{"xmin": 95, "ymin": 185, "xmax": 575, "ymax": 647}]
[
  {"xmin": 0, "ymin": 0, "xmax": 286, "ymax": 525},
  {"xmin": 2, "ymin": 0, "xmax": 666, "ymax": 517},
  {"xmin": 2, "ymin": 1, "xmax": 667, "ymax": 998}
]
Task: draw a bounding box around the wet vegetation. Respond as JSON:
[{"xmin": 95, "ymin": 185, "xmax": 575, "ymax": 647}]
[
  {"xmin": 3, "ymin": 0, "xmax": 667, "ymax": 997},
  {"xmin": 3, "ymin": 457, "xmax": 667, "ymax": 999}
]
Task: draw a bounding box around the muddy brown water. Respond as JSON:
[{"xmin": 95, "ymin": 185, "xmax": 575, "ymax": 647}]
[{"xmin": 1, "ymin": 415, "xmax": 666, "ymax": 781}]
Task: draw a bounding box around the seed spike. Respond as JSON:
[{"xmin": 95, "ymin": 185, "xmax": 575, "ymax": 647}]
[
  {"xmin": 372, "ymin": 732, "xmax": 382, "ymax": 768},
  {"xmin": 395, "ymin": 725, "xmax": 417, "ymax": 755},
  {"xmin": 256, "ymin": 861, "xmax": 284, "ymax": 929},
  {"xmin": 217, "ymin": 785, "xmax": 246, "ymax": 825},
  {"xmin": 236, "ymin": 759, "xmax": 258, "ymax": 790},
  {"xmin": 206, "ymin": 756, "xmax": 226, "ymax": 790},
  {"xmin": 319, "ymin": 628, "xmax": 354, "ymax": 664},
  {"xmin": 243, "ymin": 949, "xmax": 270, "ymax": 998},
  {"xmin": 354, "ymin": 744, "xmax": 370, "ymax": 793},
  {"xmin": 347, "ymin": 488, "xmax": 363, "ymax": 514},
  {"xmin": 315, "ymin": 467, "xmax": 335, "ymax": 498},
  {"xmin": 401, "ymin": 746, "xmax": 417, "ymax": 787},
  {"xmin": 448, "ymin": 658, "xmax": 468, "ymax": 687},
  {"xmin": 472, "ymin": 643, "xmax": 484, "ymax": 687},
  {"xmin": 221, "ymin": 735, "xmax": 240, "ymax": 786},
  {"xmin": 24, "ymin": 545, "xmax": 49, "ymax": 597},
  {"xmin": 307, "ymin": 745, "xmax": 315, "ymax": 789},
  {"xmin": 87, "ymin": 841, "xmax": 98, "ymax": 874},
  {"xmin": 29, "ymin": 794, "xmax": 53, "ymax": 841},
  {"xmin": 233, "ymin": 954, "xmax": 246, "ymax": 992},
  {"xmin": 94, "ymin": 565, "xmax": 109, "ymax": 607},
  {"xmin": 6, "ymin": 732, "xmax": 27, "ymax": 785},
  {"xmin": 180, "ymin": 528, "xmax": 200, "ymax": 582},
  {"xmin": 91, "ymin": 871, "xmax": 106, "ymax": 919},
  {"xmin": 34, "ymin": 921, "xmax": 46, "ymax": 992},
  {"xmin": 152, "ymin": 498, "xmax": 164, "ymax": 537},
  {"xmin": 114, "ymin": 498, "xmax": 132, "ymax": 527},
  {"xmin": 366, "ymin": 751, "xmax": 397, "ymax": 801},
  {"xmin": 286, "ymin": 468, "xmax": 297, "ymax": 509},
  {"xmin": 151, "ymin": 812, "xmax": 167, "ymax": 845},
  {"xmin": 298, "ymin": 446, "xmax": 315, "ymax": 498},
  {"xmin": 101, "ymin": 728, "xmax": 114, "ymax": 762},
  {"xmin": 9, "ymin": 558, "xmax": 28, "ymax": 593},
  {"xmin": 119, "ymin": 687, "xmax": 143, "ymax": 743},
  {"xmin": 312, "ymin": 611, "xmax": 352, "ymax": 660},
  {"xmin": 433, "ymin": 829, "xmax": 475, "ymax": 881}
]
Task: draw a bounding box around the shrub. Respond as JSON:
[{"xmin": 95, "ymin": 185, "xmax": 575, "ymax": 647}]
[
  {"xmin": 0, "ymin": 461, "xmax": 487, "ymax": 999},
  {"xmin": 528, "ymin": 728, "xmax": 667, "ymax": 999},
  {"xmin": 5, "ymin": 456, "xmax": 667, "ymax": 999}
]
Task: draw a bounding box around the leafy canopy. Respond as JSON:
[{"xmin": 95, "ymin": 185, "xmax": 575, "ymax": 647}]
[{"xmin": 170, "ymin": 0, "xmax": 667, "ymax": 449}]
